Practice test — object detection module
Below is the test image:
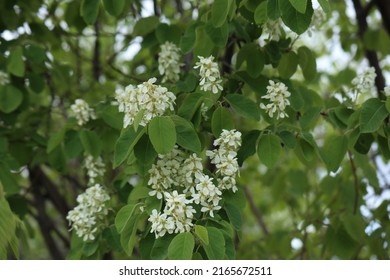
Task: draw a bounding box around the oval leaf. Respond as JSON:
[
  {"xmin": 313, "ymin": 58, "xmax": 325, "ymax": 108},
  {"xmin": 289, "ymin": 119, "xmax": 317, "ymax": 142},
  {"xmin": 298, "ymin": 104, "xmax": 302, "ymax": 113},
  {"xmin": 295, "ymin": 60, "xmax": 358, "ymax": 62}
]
[
  {"xmin": 257, "ymin": 133, "xmax": 282, "ymax": 168},
  {"xmin": 114, "ymin": 126, "xmax": 146, "ymax": 167},
  {"xmin": 115, "ymin": 204, "xmax": 137, "ymax": 233},
  {"xmin": 170, "ymin": 115, "xmax": 201, "ymax": 153},
  {"xmin": 360, "ymin": 98, "xmax": 388, "ymax": 133},
  {"xmin": 203, "ymin": 227, "xmax": 225, "ymax": 260},
  {"xmin": 280, "ymin": 0, "xmax": 313, "ymax": 34},
  {"xmin": 225, "ymin": 94, "xmax": 260, "ymax": 121},
  {"xmin": 211, "ymin": 107, "xmax": 234, "ymax": 137},
  {"xmin": 194, "ymin": 225, "xmax": 209, "ymax": 245},
  {"xmin": 0, "ymin": 85, "xmax": 23, "ymax": 113},
  {"xmin": 212, "ymin": 0, "xmax": 230, "ymax": 27},
  {"xmin": 80, "ymin": 0, "xmax": 100, "ymax": 25},
  {"xmin": 168, "ymin": 232, "xmax": 195, "ymax": 260},
  {"xmin": 148, "ymin": 116, "xmax": 177, "ymax": 155},
  {"xmin": 319, "ymin": 135, "xmax": 348, "ymax": 172},
  {"xmin": 102, "ymin": 0, "xmax": 125, "ymax": 16}
]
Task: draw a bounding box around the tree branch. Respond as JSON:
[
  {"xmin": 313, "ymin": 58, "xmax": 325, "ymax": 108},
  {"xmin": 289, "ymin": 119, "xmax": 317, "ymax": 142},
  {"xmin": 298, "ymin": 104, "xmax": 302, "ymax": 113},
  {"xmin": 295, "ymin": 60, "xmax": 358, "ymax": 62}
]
[
  {"xmin": 375, "ymin": 0, "xmax": 390, "ymax": 35},
  {"xmin": 93, "ymin": 20, "xmax": 101, "ymax": 81},
  {"xmin": 243, "ymin": 186, "xmax": 270, "ymax": 236}
]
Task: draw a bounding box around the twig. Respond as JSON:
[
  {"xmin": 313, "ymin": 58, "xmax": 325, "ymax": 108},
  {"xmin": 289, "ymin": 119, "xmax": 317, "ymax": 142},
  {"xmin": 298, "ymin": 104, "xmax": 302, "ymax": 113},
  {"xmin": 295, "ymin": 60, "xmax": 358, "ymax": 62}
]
[
  {"xmin": 243, "ymin": 186, "xmax": 270, "ymax": 235},
  {"xmin": 93, "ymin": 20, "xmax": 101, "ymax": 81}
]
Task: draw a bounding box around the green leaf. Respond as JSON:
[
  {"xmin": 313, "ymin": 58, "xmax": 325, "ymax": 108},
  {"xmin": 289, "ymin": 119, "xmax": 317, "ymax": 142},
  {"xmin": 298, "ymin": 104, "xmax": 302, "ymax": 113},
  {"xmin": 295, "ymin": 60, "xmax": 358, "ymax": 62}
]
[
  {"xmin": 318, "ymin": 0, "xmax": 331, "ymax": 14},
  {"xmin": 299, "ymin": 107, "xmax": 321, "ymax": 130},
  {"xmin": 134, "ymin": 134, "xmax": 157, "ymax": 166},
  {"xmin": 114, "ymin": 126, "xmax": 145, "ymax": 167},
  {"xmin": 97, "ymin": 104, "xmax": 123, "ymax": 130},
  {"xmin": 341, "ymin": 213, "xmax": 366, "ymax": 242},
  {"xmin": 0, "ymin": 163, "xmax": 20, "ymax": 195},
  {"xmin": 236, "ymin": 43, "xmax": 264, "ymax": 78},
  {"xmin": 170, "ymin": 115, "xmax": 201, "ymax": 153},
  {"xmin": 279, "ymin": 0, "xmax": 313, "ymax": 34},
  {"xmin": 168, "ymin": 232, "xmax": 195, "ymax": 260},
  {"xmin": 148, "ymin": 116, "xmax": 177, "ymax": 155},
  {"xmin": 203, "ymin": 227, "xmax": 225, "ymax": 260},
  {"xmin": 7, "ymin": 46, "xmax": 25, "ymax": 77},
  {"xmin": 133, "ymin": 16, "xmax": 160, "ymax": 36},
  {"xmin": 0, "ymin": 85, "xmax": 23, "ymax": 113},
  {"xmin": 194, "ymin": 225, "xmax": 209, "ymax": 245},
  {"xmin": 120, "ymin": 208, "xmax": 141, "ymax": 256},
  {"xmin": 257, "ymin": 134, "xmax": 282, "ymax": 168},
  {"xmin": 79, "ymin": 129, "xmax": 102, "ymax": 157},
  {"xmin": 237, "ymin": 130, "xmax": 261, "ymax": 165},
  {"xmin": 319, "ymin": 135, "xmax": 348, "ymax": 172},
  {"xmin": 115, "ymin": 204, "xmax": 138, "ymax": 233},
  {"xmin": 193, "ymin": 25, "xmax": 214, "ymax": 57},
  {"xmin": 297, "ymin": 46, "xmax": 317, "ymax": 81},
  {"xmin": 278, "ymin": 51, "xmax": 298, "ymax": 79},
  {"xmin": 180, "ymin": 23, "xmax": 197, "ymax": 53},
  {"xmin": 205, "ymin": 21, "xmax": 229, "ymax": 47},
  {"xmin": 212, "ymin": 0, "xmax": 230, "ymax": 27},
  {"xmin": 151, "ymin": 235, "xmax": 174, "ymax": 260},
  {"xmin": 47, "ymin": 128, "xmax": 66, "ymax": 153},
  {"xmin": 80, "ymin": 0, "xmax": 100, "ymax": 25},
  {"xmin": 225, "ymin": 94, "xmax": 260, "ymax": 121},
  {"xmin": 224, "ymin": 203, "xmax": 242, "ymax": 230},
  {"xmin": 254, "ymin": 2, "xmax": 268, "ymax": 25},
  {"xmin": 102, "ymin": 0, "xmax": 125, "ymax": 16},
  {"xmin": 267, "ymin": 0, "xmax": 280, "ymax": 20},
  {"xmin": 360, "ymin": 98, "xmax": 388, "ymax": 133},
  {"xmin": 289, "ymin": 0, "xmax": 307, "ymax": 13},
  {"xmin": 178, "ymin": 93, "xmax": 204, "ymax": 120},
  {"xmin": 156, "ymin": 24, "xmax": 182, "ymax": 45},
  {"xmin": 0, "ymin": 197, "xmax": 17, "ymax": 255},
  {"xmin": 211, "ymin": 107, "xmax": 234, "ymax": 137}
]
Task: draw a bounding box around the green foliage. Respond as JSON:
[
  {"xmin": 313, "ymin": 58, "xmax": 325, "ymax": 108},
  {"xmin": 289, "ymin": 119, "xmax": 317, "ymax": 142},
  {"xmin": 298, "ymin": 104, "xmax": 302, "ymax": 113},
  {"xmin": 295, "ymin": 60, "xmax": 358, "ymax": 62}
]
[
  {"xmin": 148, "ymin": 116, "xmax": 177, "ymax": 155},
  {"xmin": 0, "ymin": 85, "xmax": 23, "ymax": 113},
  {"xmin": 167, "ymin": 232, "xmax": 194, "ymax": 260},
  {"xmin": 257, "ymin": 134, "xmax": 282, "ymax": 168}
]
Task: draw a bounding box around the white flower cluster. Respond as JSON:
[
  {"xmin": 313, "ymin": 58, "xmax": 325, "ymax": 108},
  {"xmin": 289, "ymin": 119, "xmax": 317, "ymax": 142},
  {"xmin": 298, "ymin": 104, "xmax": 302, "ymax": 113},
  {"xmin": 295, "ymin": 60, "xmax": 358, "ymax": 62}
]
[
  {"xmin": 385, "ymin": 87, "xmax": 390, "ymax": 96},
  {"xmin": 84, "ymin": 155, "xmax": 105, "ymax": 185},
  {"xmin": 262, "ymin": 19, "xmax": 283, "ymax": 41},
  {"xmin": 158, "ymin": 41, "xmax": 182, "ymax": 82},
  {"xmin": 147, "ymin": 129, "xmax": 242, "ymax": 238},
  {"xmin": 352, "ymin": 67, "xmax": 377, "ymax": 95},
  {"xmin": 308, "ymin": 9, "xmax": 326, "ymax": 36},
  {"xmin": 70, "ymin": 99, "xmax": 96, "ymax": 126},
  {"xmin": 115, "ymin": 78, "xmax": 176, "ymax": 128},
  {"xmin": 194, "ymin": 55, "xmax": 223, "ymax": 94},
  {"xmin": 0, "ymin": 71, "xmax": 10, "ymax": 85},
  {"xmin": 260, "ymin": 80, "xmax": 291, "ymax": 119},
  {"xmin": 66, "ymin": 184, "xmax": 110, "ymax": 241}
]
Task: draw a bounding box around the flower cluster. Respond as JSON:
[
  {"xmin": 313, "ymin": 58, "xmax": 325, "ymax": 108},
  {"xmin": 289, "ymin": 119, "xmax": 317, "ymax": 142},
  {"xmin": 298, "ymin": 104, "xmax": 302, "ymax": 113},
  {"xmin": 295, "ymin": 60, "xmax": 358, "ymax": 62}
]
[
  {"xmin": 147, "ymin": 130, "xmax": 242, "ymax": 238},
  {"xmin": 84, "ymin": 155, "xmax": 105, "ymax": 185},
  {"xmin": 260, "ymin": 80, "xmax": 291, "ymax": 119},
  {"xmin": 351, "ymin": 67, "xmax": 377, "ymax": 95},
  {"xmin": 0, "ymin": 71, "xmax": 10, "ymax": 85},
  {"xmin": 70, "ymin": 99, "xmax": 96, "ymax": 126},
  {"xmin": 194, "ymin": 55, "xmax": 223, "ymax": 94},
  {"xmin": 308, "ymin": 9, "xmax": 326, "ymax": 36},
  {"xmin": 262, "ymin": 19, "xmax": 283, "ymax": 41},
  {"xmin": 66, "ymin": 184, "xmax": 110, "ymax": 241},
  {"xmin": 115, "ymin": 78, "xmax": 176, "ymax": 128},
  {"xmin": 158, "ymin": 41, "xmax": 182, "ymax": 82}
]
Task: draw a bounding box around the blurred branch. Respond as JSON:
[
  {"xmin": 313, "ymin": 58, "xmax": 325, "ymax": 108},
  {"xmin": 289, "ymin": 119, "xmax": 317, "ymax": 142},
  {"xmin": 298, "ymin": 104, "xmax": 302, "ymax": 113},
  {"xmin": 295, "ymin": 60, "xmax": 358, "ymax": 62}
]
[
  {"xmin": 243, "ymin": 186, "xmax": 269, "ymax": 236},
  {"xmin": 351, "ymin": 0, "xmax": 386, "ymax": 99},
  {"xmin": 93, "ymin": 20, "xmax": 101, "ymax": 81},
  {"xmin": 153, "ymin": 0, "xmax": 161, "ymax": 17},
  {"xmin": 375, "ymin": 0, "xmax": 390, "ymax": 35}
]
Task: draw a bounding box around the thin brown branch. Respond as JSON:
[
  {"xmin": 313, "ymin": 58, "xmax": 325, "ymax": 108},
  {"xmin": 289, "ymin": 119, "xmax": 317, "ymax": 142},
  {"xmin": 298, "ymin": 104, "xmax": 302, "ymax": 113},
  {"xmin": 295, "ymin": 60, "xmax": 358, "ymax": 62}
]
[
  {"xmin": 93, "ymin": 20, "xmax": 101, "ymax": 81},
  {"xmin": 243, "ymin": 186, "xmax": 270, "ymax": 236},
  {"xmin": 375, "ymin": 0, "xmax": 390, "ymax": 35},
  {"xmin": 348, "ymin": 151, "xmax": 359, "ymax": 215}
]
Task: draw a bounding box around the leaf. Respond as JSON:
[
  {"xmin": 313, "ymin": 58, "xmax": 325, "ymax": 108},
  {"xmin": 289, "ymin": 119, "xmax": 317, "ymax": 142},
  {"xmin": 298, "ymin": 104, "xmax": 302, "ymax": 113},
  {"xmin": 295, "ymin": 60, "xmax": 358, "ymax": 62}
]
[
  {"xmin": 257, "ymin": 134, "xmax": 282, "ymax": 168},
  {"xmin": 0, "ymin": 197, "xmax": 17, "ymax": 255},
  {"xmin": 80, "ymin": 0, "xmax": 100, "ymax": 25},
  {"xmin": 224, "ymin": 203, "xmax": 242, "ymax": 230},
  {"xmin": 267, "ymin": 0, "xmax": 280, "ymax": 20},
  {"xmin": 0, "ymin": 163, "xmax": 20, "ymax": 195},
  {"xmin": 205, "ymin": 21, "xmax": 229, "ymax": 47},
  {"xmin": 46, "ymin": 128, "xmax": 66, "ymax": 153},
  {"xmin": 237, "ymin": 130, "xmax": 261, "ymax": 165},
  {"xmin": 297, "ymin": 46, "xmax": 317, "ymax": 81},
  {"xmin": 225, "ymin": 94, "xmax": 260, "ymax": 121},
  {"xmin": 115, "ymin": 204, "xmax": 138, "ymax": 233},
  {"xmin": 120, "ymin": 209, "xmax": 141, "ymax": 256},
  {"xmin": 193, "ymin": 25, "xmax": 214, "ymax": 57},
  {"xmin": 170, "ymin": 115, "xmax": 201, "ymax": 153},
  {"xmin": 278, "ymin": 51, "xmax": 298, "ymax": 79},
  {"xmin": 134, "ymin": 134, "xmax": 157, "ymax": 166},
  {"xmin": 279, "ymin": 0, "xmax": 313, "ymax": 34},
  {"xmin": 289, "ymin": 0, "xmax": 307, "ymax": 13},
  {"xmin": 168, "ymin": 232, "xmax": 195, "ymax": 260},
  {"xmin": 151, "ymin": 235, "xmax": 174, "ymax": 260},
  {"xmin": 133, "ymin": 16, "xmax": 159, "ymax": 36},
  {"xmin": 236, "ymin": 43, "xmax": 264, "ymax": 78},
  {"xmin": 178, "ymin": 93, "xmax": 204, "ymax": 120},
  {"xmin": 180, "ymin": 23, "xmax": 197, "ymax": 53},
  {"xmin": 79, "ymin": 129, "xmax": 102, "ymax": 157},
  {"xmin": 254, "ymin": 2, "xmax": 268, "ymax": 25},
  {"xmin": 7, "ymin": 46, "xmax": 25, "ymax": 77},
  {"xmin": 212, "ymin": 0, "xmax": 230, "ymax": 27},
  {"xmin": 318, "ymin": 0, "xmax": 331, "ymax": 14},
  {"xmin": 156, "ymin": 24, "xmax": 182, "ymax": 45},
  {"xmin": 102, "ymin": 0, "xmax": 125, "ymax": 16},
  {"xmin": 114, "ymin": 126, "xmax": 145, "ymax": 167},
  {"xmin": 0, "ymin": 85, "xmax": 23, "ymax": 113},
  {"xmin": 97, "ymin": 104, "xmax": 123, "ymax": 130},
  {"xmin": 148, "ymin": 116, "xmax": 177, "ymax": 155},
  {"xmin": 360, "ymin": 98, "xmax": 388, "ymax": 133},
  {"xmin": 203, "ymin": 227, "xmax": 225, "ymax": 260},
  {"xmin": 319, "ymin": 135, "xmax": 348, "ymax": 172},
  {"xmin": 194, "ymin": 225, "xmax": 209, "ymax": 245},
  {"xmin": 211, "ymin": 107, "xmax": 234, "ymax": 137},
  {"xmin": 341, "ymin": 213, "xmax": 366, "ymax": 242}
]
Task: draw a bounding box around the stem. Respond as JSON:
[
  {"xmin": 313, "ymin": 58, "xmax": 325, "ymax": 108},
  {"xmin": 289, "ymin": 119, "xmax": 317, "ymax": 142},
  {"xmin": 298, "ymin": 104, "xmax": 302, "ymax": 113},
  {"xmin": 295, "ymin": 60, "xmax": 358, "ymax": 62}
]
[{"xmin": 243, "ymin": 186, "xmax": 269, "ymax": 235}]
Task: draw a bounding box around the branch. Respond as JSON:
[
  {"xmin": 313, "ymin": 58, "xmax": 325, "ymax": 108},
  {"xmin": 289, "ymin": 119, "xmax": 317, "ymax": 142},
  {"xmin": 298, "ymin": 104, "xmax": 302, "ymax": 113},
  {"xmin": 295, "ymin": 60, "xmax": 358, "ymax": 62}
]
[
  {"xmin": 153, "ymin": 0, "xmax": 161, "ymax": 17},
  {"xmin": 375, "ymin": 0, "xmax": 390, "ymax": 35},
  {"xmin": 348, "ymin": 151, "xmax": 359, "ymax": 215},
  {"xmin": 243, "ymin": 186, "xmax": 270, "ymax": 236},
  {"xmin": 93, "ymin": 20, "xmax": 101, "ymax": 81},
  {"xmin": 351, "ymin": 0, "xmax": 386, "ymax": 99}
]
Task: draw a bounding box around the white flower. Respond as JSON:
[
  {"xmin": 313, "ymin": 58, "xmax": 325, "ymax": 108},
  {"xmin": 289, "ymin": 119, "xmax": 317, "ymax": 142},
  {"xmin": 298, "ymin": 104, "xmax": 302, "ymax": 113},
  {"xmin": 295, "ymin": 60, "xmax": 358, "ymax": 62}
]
[
  {"xmin": 115, "ymin": 78, "xmax": 176, "ymax": 128},
  {"xmin": 0, "ymin": 71, "xmax": 10, "ymax": 85},
  {"xmin": 307, "ymin": 9, "xmax": 326, "ymax": 36},
  {"xmin": 214, "ymin": 129, "xmax": 242, "ymax": 151},
  {"xmin": 351, "ymin": 67, "xmax": 376, "ymax": 95},
  {"xmin": 262, "ymin": 19, "xmax": 283, "ymax": 41},
  {"xmin": 66, "ymin": 184, "xmax": 110, "ymax": 241},
  {"xmin": 260, "ymin": 80, "xmax": 291, "ymax": 119},
  {"xmin": 194, "ymin": 55, "xmax": 223, "ymax": 94},
  {"xmin": 84, "ymin": 155, "xmax": 105, "ymax": 186},
  {"xmin": 70, "ymin": 99, "xmax": 96, "ymax": 126},
  {"xmin": 158, "ymin": 41, "xmax": 182, "ymax": 82},
  {"xmin": 384, "ymin": 87, "xmax": 390, "ymax": 96}
]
